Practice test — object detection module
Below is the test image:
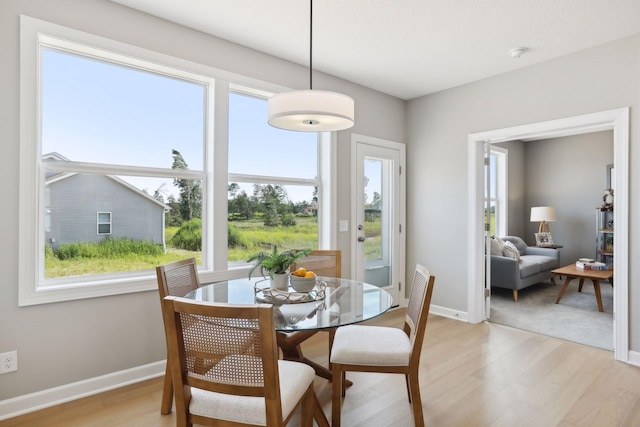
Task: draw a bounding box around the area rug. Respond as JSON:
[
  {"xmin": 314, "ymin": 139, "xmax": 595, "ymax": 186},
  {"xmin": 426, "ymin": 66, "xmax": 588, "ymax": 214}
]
[{"xmin": 488, "ymin": 280, "xmax": 613, "ymax": 351}]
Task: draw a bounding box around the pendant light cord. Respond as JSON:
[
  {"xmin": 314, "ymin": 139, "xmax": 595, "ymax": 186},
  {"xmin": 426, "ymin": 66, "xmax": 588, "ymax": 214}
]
[{"xmin": 309, "ymin": 0, "xmax": 313, "ymax": 90}]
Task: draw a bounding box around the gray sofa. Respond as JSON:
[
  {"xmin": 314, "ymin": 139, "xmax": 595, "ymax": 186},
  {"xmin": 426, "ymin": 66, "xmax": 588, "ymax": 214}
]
[{"xmin": 490, "ymin": 236, "xmax": 560, "ymax": 302}]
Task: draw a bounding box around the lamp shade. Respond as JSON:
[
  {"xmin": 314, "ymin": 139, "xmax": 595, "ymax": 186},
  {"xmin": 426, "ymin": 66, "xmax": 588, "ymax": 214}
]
[
  {"xmin": 268, "ymin": 90, "xmax": 355, "ymax": 132},
  {"xmin": 530, "ymin": 206, "xmax": 556, "ymax": 222}
]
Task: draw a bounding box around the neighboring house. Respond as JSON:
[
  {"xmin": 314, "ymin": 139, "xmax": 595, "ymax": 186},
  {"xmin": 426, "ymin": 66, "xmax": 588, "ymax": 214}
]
[
  {"xmin": 44, "ymin": 153, "xmax": 168, "ymax": 251},
  {"xmin": 300, "ymin": 202, "xmax": 318, "ymax": 215}
]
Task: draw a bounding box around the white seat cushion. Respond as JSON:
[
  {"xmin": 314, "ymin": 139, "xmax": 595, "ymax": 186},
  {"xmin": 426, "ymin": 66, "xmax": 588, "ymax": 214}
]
[
  {"xmin": 189, "ymin": 360, "xmax": 314, "ymax": 426},
  {"xmin": 330, "ymin": 325, "xmax": 411, "ymax": 367}
]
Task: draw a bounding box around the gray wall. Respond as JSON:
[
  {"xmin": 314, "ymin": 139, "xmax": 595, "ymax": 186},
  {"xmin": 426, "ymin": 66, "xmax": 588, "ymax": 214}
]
[
  {"xmin": 494, "ymin": 132, "xmax": 614, "ymax": 266},
  {"xmin": 494, "ymin": 140, "xmax": 526, "ymax": 237},
  {"xmin": 0, "ymin": 0, "xmax": 404, "ymax": 401},
  {"xmin": 406, "ymin": 34, "xmax": 639, "ymax": 350},
  {"xmin": 524, "ymin": 132, "xmax": 613, "ymax": 265}
]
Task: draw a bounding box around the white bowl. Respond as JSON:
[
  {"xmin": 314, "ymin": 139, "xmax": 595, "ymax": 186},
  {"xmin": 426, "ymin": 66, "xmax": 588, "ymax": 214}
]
[{"xmin": 290, "ymin": 275, "xmax": 317, "ymax": 292}]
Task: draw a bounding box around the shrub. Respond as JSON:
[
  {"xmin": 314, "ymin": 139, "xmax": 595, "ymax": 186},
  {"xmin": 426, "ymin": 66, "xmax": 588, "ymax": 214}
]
[
  {"xmin": 228, "ymin": 223, "xmax": 243, "ymax": 248},
  {"xmin": 171, "ymin": 218, "xmax": 202, "ymax": 251},
  {"xmin": 54, "ymin": 237, "xmax": 163, "ymax": 260}
]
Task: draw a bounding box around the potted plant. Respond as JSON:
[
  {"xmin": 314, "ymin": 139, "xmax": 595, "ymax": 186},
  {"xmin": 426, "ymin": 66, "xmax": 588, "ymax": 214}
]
[{"xmin": 247, "ymin": 246, "xmax": 311, "ymax": 290}]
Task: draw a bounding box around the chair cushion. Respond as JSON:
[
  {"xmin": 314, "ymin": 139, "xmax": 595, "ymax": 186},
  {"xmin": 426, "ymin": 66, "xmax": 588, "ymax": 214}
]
[
  {"xmin": 189, "ymin": 360, "xmax": 314, "ymax": 425},
  {"xmin": 330, "ymin": 325, "xmax": 411, "ymax": 367}
]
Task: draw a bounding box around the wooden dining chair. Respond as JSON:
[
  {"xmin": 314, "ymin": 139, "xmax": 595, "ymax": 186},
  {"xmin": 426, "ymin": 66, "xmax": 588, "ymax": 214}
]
[
  {"xmin": 330, "ymin": 264, "xmax": 435, "ymax": 427},
  {"xmin": 162, "ymin": 296, "xmax": 316, "ymax": 427},
  {"xmin": 156, "ymin": 258, "xmax": 200, "ymax": 414},
  {"xmin": 290, "ymin": 249, "xmax": 342, "ymax": 279}
]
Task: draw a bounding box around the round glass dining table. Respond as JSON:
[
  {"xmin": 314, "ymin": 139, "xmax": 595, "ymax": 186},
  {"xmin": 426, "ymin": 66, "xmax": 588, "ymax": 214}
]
[{"xmin": 183, "ymin": 276, "xmax": 394, "ymax": 332}]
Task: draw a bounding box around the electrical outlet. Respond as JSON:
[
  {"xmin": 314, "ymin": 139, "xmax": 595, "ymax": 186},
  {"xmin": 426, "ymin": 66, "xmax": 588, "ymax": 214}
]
[{"xmin": 0, "ymin": 351, "xmax": 18, "ymax": 374}]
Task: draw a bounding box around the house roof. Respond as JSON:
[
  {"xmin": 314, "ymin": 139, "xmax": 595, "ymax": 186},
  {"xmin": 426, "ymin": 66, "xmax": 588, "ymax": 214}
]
[
  {"xmin": 43, "ymin": 152, "xmax": 169, "ymax": 210},
  {"xmin": 111, "ymin": 0, "xmax": 640, "ymax": 100}
]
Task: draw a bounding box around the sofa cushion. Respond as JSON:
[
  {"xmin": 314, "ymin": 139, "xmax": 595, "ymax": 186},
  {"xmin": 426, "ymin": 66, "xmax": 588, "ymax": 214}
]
[
  {"xmin": 502, "ymin": 241, "xmax": 520, "ymax": 261},
  {"xmin": 523, "ymin": 254, "xmax": 558, "ymax": 271},
  {"xmin": 518, "ymin": 256, "xmax": 542, "ymax": 278}
]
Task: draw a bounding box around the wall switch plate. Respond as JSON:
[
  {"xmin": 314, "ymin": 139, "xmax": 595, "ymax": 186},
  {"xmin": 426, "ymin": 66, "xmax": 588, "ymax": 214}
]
[
  {"xmin": 339, "ymin": 220, "xmax": 349, "ymax": 232},
  {"xmin": 0, "ymin": 351, "xmax": 18, "ymax": 373}
]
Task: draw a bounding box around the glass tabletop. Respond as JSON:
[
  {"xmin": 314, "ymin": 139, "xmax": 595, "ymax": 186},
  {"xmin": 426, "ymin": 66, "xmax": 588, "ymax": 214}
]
[{"xmin": 183, "ymin": 276, "xmax": 394, "ymax": 332}]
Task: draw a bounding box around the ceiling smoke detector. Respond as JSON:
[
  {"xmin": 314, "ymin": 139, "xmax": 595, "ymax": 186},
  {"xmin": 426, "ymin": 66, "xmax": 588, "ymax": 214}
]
[{"xmin": 508, "ymin": 47, "xmax": 527, "ymax": 58}]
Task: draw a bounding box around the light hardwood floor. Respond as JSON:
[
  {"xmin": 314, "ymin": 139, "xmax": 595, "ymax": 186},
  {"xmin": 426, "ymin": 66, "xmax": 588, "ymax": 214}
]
[{"xmin": 4, "ymin": 309, "xmax": 640, "ymax": 427}]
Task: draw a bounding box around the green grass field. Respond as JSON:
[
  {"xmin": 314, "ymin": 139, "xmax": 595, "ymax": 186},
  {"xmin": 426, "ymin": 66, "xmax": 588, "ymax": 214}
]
[{"xmin": 45, "ymin": 216, "xmax": 383, "ymax": 278}]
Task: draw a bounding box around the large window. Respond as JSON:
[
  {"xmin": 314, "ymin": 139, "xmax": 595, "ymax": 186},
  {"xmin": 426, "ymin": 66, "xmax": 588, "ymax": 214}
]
[
  {"xmin": 227, "ymin": 91, "xmax": 320, "ymax": 264},
  {"xmin": 20, "ymin": 17, "xmax": 333, "ymax": 305}
]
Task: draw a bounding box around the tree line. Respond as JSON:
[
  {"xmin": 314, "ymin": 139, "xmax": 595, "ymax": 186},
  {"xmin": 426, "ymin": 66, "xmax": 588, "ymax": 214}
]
[{"xmin": 151, "ymin": 149, "xmax": 317, "ymax": 228}]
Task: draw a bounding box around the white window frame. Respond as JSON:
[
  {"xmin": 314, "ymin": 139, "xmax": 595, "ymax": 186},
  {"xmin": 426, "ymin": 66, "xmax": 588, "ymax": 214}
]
[
  {"xmin": 489, "ymin": 146, "xmax": 508, "ymax": 237},
  {"xmin": 97, "ymin": 212, "xmax": 112, "ymax": 235},
  {"xmin": 19, "ymin": 16, "xmax": 335, "ymax": 306}
]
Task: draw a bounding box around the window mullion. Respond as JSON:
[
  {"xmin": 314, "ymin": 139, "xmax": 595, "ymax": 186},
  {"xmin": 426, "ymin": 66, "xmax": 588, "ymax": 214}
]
[
  {"xmin": 43, "ymin": 160, "xmax": 204, "ymax": 180},
  {"xmin": 228, "ymin": 173, "xmax": 319, "ymax": 187}
]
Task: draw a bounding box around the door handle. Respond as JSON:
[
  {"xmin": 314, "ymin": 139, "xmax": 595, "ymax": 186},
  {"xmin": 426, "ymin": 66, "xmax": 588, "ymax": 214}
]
[{"xmin": 357, "ymin": 236, "xmax": 365, "ymax": 242}]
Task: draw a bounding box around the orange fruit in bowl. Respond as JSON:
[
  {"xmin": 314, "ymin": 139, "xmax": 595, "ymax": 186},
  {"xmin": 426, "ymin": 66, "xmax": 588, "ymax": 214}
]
[
  {"xmin": 304, "ymin": 271, "xmax": 316, "ymax": 278},
  {"xmin": 294, "ymin": 267, "xmax": 307, "ymax": 277}
]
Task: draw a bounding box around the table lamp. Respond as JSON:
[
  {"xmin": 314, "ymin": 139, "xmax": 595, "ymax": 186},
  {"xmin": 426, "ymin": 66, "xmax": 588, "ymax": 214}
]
[{"xmin": 530, "ymin": 206, "xmax": 556, "ymax": 233}]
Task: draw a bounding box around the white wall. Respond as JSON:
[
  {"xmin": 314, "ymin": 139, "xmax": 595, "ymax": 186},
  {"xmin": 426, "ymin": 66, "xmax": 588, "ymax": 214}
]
[
  {"xmin": 0, "ymin": 0, "xmax": 405, "ymax": 402},
  {"xmin": 406, "ymin": 35, "xmax": 639, "ymax": 349}
]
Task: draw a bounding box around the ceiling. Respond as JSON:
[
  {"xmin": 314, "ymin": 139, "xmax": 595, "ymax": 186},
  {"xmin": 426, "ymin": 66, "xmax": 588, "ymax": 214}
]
[{"xmin": 112, "ymin": 0, "xmax": 640, "ymax": 100}]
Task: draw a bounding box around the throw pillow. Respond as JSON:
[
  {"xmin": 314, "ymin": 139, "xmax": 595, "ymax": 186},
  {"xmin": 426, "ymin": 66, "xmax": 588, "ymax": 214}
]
[
  {"xmin": 502, "ymin": 241, "xmax": 521, "ymax": 261},
  {"xmin": 490, "ymin": 237, "xmax": 503, "ymax": 255}
]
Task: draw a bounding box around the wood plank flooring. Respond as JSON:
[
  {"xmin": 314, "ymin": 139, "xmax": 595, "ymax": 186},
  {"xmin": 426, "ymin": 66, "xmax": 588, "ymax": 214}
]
[{"xmin": 4, "ymin": 309, "xmax": 640, "ymax": 427}]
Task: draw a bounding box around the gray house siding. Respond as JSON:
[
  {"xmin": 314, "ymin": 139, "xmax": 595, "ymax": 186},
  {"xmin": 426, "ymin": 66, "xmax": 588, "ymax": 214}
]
[{"xmin": 45, "ymin": 173, "xmax": 166, "ymax": 250}]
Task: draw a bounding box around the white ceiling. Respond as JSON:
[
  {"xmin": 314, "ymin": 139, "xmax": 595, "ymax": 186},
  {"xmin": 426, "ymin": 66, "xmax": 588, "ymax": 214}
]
[{"xmin": 112, "ymin": 0, "xmax": 640, "ymax": 100}]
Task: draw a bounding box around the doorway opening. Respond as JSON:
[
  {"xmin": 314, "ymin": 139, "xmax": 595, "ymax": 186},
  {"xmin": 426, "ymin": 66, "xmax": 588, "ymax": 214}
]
[
  {"xmin": 484, "ymin": 132, "xmax": 613, "ymax": 350},
  {"xmin": 467, "ymin": 108, "xmax": 629, "ymax": 362}
]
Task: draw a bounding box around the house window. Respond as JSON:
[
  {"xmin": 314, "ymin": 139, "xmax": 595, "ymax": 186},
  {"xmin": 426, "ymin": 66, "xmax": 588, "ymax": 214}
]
[
  {"xmin": 227, "ymin": 90, "xmax": 321, "ymax": 264},
  {"xmin": 19, "ymin": 17, "xmax": 334, "ymax": 305},
  {"xmin": 486, "ymin": 146, "xmax": 508, "ymax": 237},
  {"xmin": 97, "ymin": 212, "xmax": 112, "ymax": 235}
]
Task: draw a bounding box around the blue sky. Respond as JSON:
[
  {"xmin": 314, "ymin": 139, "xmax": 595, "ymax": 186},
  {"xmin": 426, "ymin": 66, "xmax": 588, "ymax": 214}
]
[
  {"xmin": 42, "ymin": 49, "xmax": 318, "ymax": 203},
  {"xmin": 41, "ymin": 48, "xmax": 381, "ymax": 205}
]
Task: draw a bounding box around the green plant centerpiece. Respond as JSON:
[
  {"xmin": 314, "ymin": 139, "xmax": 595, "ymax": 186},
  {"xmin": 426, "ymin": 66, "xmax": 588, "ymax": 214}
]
[{"xmin": 247, "ymin": 246, "xmax": 311, "ymax": 291}]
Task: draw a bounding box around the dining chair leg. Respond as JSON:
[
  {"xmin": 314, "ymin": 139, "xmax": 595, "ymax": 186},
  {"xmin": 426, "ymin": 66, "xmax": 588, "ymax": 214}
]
[
  {"xmin": 328, "ymin": 329, "xmax": 336, "ymax": 370},
  {"xmin": 160, "ymin": 362, "xmax": 173, "ymax": 414},
  {"xmin": 408, "ymin": 372, "xmax": 425, "ymax": 427},
  {"xmin": 301, "ymin": 386, "xmax": 314, "ymax": 427},
  {"xmin": 404, "ymin": 373, "xmax": 412, "ymax": 403},
  {"xmin": 332, "ymin": 365, "xmax": 343, "ymax": 427}
]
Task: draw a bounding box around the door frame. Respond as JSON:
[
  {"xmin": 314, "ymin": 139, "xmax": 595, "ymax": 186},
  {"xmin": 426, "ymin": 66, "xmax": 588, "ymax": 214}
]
[
  {"xmin": 350, "ymin": 133, "xmax": 406, "ymax": 306},
  {"xmin": 467, "ymin": 108, "xmax": 629, "ymax": 362}
]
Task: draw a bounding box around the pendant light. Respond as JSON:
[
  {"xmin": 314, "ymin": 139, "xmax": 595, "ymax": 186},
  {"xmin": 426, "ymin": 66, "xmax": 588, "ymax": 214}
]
[{"xmin": 268, "ymin": 0, "xmax": 355, "ymax": 131}]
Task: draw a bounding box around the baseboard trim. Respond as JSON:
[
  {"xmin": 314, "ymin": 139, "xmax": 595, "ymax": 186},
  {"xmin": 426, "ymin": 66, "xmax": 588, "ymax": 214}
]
[
  {"xmin": 430, "ymin": 304, "xmax": 468, "ymax": 322},
  {"xmin": 628, "ymin": 350, "xmax": 640, "ymax": 367},
  {"xmin": 0, "ymin": 360, "xmax": 165, "ymax": 421}
]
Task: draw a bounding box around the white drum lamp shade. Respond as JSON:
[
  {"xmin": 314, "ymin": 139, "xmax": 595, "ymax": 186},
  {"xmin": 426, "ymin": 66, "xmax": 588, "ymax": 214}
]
[
  {"xmin": 268, "ymin": 90, "xmax": 354, "ymax": 132},
  {"xmin": 268, "ymin": 0, "xmax": 355, "ymax": 132},
  {"xmin": 530, "ymin": 206, "xmax": 556, "ymax": 233}
]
